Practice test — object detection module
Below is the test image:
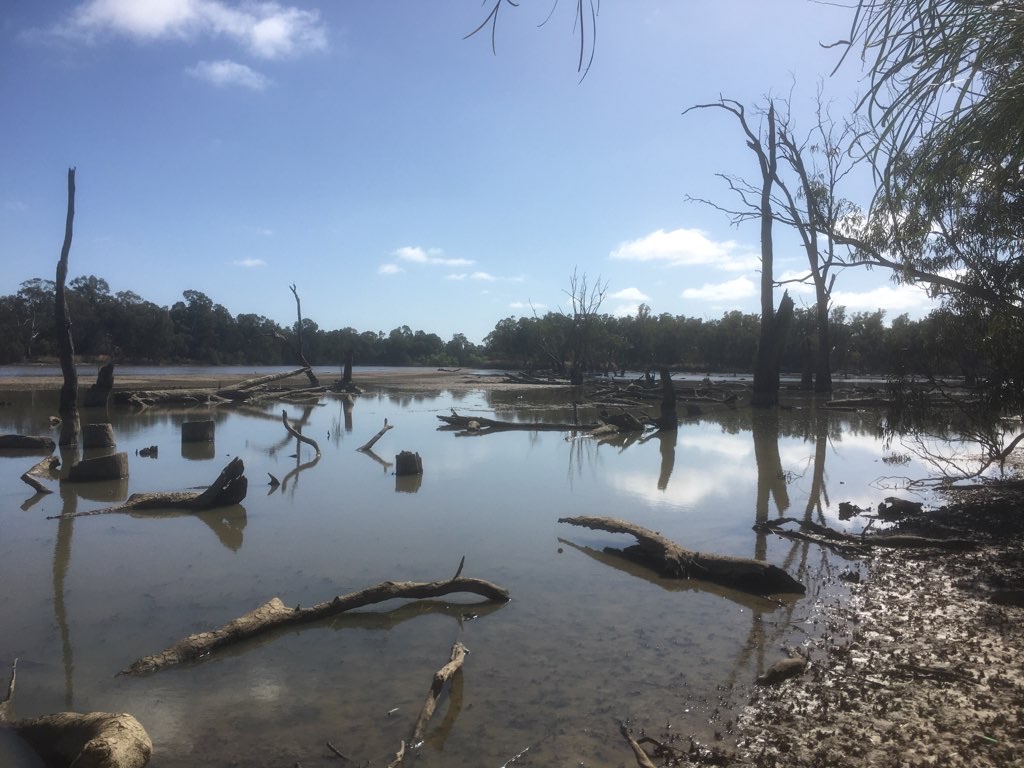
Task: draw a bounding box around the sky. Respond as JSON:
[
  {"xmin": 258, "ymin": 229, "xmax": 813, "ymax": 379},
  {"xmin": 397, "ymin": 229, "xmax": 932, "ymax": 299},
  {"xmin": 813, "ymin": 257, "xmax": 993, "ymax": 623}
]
[{"xmin": 0, "ymin": 1, "xmax": 942, "ymax": 345}]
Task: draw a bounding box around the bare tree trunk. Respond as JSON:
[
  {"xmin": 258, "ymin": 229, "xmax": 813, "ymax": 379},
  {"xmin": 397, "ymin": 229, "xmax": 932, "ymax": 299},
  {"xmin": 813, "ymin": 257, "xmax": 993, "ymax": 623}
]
[
  {"xmin": 752, "ymin": 291, "xmax": 794, "ymax": 408},
  {"xmin": 289, "ymin": 284, "xmax": 319, "ymax": 386},
  {"xmin": 55, "ymin": 168, "xmax": 79, "ymax": 446}
]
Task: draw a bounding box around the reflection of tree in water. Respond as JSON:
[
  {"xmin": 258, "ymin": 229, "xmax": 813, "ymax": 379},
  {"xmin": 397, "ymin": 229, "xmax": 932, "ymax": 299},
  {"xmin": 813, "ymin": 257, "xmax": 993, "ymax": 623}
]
[
  {"xmin": 55, "ymin": 446, "xmax": 79, "ymax": 709},
  {"xmin": 753, "ymin": 408, "xmax": 791, "ymax": 561}
]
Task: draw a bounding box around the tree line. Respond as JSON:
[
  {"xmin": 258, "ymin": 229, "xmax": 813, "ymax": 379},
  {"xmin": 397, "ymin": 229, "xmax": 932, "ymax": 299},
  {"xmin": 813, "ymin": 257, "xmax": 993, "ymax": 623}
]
[{"xmin": 0, "ymin": 273, "xmax": 979, "ymax": 379}]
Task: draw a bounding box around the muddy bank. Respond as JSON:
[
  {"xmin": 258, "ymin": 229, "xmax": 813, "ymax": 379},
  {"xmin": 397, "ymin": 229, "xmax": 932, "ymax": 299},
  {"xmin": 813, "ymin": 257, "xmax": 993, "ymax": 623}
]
[{"xmin": 735, "ymin": 487, "xmax": 1024, "ymax": 768}]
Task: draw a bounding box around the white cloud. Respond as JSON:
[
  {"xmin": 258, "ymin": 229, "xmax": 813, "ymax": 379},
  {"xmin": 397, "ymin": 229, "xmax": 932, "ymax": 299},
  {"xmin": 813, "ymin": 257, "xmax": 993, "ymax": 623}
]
[
  {"xmin": 510, "ymin": 301, "xmax": 546, "ymax": 311},
  {"xmin": 609, "ymin": 287, "xmax": 649, "ymax": 301},
  {"xmin": 60, "ymin": 0, "xmax": 327, "ymax": 59},
  {"xmin": 682, "ymin": 276, "xmax": 757, "ymax": 301},
  {"xmin": 393, "ymin": 245, "xmax": 473, "ymax": 267},
  {"xmin": 776, "ymin": 269, "xmax": 816, "ymax": 295},
  {"xmin": 612, "ymin": 302, "xmax": 642, "ymax": 317},
  {"xmin": 830, "ymin": 283, "xmax": 937, "ymax": 315},
  {"xmin": 610, "ymin": 227, "xmax": 759, "ymax": 272},
  {"xmin": 188, "ymin": 59, "xmax": 269, "ymax": 90},
  {"xmin": 378, "ymin": 263, "xmax": 403, "ymax": 275},
  {"xmin": 233, "ymin": 257, "xmax": 265, "ymax": 267},
  {"xmin": 471, "ymin": 271, "xmax": 496, "ymax": 281}
]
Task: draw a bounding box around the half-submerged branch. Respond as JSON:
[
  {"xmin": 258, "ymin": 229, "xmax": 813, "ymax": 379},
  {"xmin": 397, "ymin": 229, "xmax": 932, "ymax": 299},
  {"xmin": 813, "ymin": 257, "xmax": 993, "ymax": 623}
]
[
  {"xmin": 282, "ymin": 409, "xmax": 321, "ymax": 457},
  {"xmin": 559, "ymin": 515, "xmax": 805, "ymax": 595},
  {"xmin": 48, "ymin": 458, "xmax": 247, "ymax": 519},
  {"xmin": 122, "ymin": 566, "xmax": 509, "ymax": 675},
  {"xmin": 438, "ymin": 410, "xmax": 599, "ymax": 434},
  {"xmin": 358, "ymin": 419, "xmax": 393, "ymax": 452}
]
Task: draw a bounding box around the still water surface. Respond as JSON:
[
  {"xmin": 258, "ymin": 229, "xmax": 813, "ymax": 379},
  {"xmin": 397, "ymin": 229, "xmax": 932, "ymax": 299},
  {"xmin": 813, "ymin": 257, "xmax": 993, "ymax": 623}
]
[{"xmin": 0, "ymin": 371, "xmax": 939, "ymax": 766}]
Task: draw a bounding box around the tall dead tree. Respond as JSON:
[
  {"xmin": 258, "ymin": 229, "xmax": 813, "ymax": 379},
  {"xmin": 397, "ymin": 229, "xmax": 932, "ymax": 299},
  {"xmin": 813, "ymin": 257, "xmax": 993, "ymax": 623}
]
[
  {"xmin": 685, "ymin": 100, "xmax": 793, "ymax": 407},
  {"xmin": 289, "ymin": 284, "xmax": 319, "ymax": 386},
  {"xmin": 55, "ymin": 168, "xmax": 79, "ymax": 446}
]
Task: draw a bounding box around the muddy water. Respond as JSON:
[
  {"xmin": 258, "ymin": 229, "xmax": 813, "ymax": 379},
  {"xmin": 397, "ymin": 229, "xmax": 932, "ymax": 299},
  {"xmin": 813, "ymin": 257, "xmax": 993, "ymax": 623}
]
[{"xmin": 0, "ymin": 380, "xmax": 936, "ymax": 766}]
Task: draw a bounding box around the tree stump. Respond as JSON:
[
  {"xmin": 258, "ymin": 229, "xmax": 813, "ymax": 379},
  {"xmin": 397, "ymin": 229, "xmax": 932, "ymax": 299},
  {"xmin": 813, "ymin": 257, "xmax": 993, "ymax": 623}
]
[
  {"xmin": 82, "ymin": 423, "xmax": 116, "ymax": 450},
  {"xmin": 83, "ymin": 361, "xmax": 115, "ymax": 408},
  {"xmin": 181, "ymin": 420, "xmax": 215, "ymax": 443},
  {"xmin": 395, "ymin": 450, "xmax": 423, "ymax": 476},
  {"xmin": 66, "ymin": 452, "xmax": 129, "ymax": 483}
]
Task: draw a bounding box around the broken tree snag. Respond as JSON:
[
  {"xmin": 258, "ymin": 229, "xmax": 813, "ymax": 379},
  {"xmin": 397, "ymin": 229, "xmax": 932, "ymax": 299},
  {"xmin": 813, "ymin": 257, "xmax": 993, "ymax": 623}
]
[
  {"xmin": 83, "ymin": 360, "xmax": 114, "ymax": 408},
  {"xmin": 122, "ymin": 568, "xmax": 509, "ymax": 675},
  {"xmin": 49, "ymin": 458, "xmax": 247, "ymax": 519},
  {"xmin": 288, "ymin": 284, "xmax": 319, "ymax": 386},
  {"xmin": 559, "ymin": 515, "xmax": 805, "ymax": 595},
  {"xmin": 358, "ymin": 418, "xmax": 392, "ymax": 452},
  {"xmin": 65, "ymin": 451, "xmax": 129, "ymax": 483},
  {"xmin": 395, "ymin": 450, "xmax": 423, "ymax": 476},
  {"xmin": 82, "ymin": 422, "xmax": 116, "ymax": 450},
  {"xmin": 654, "ymin": 366, "xmax": 678, "ymax": 431},
  {"xmin": 54, "ymin": 168, "xmax": 80, "ymax": 447},
  {"xmin": 282, "ymin": 409, "xmax": 321, "ymax": 457}
]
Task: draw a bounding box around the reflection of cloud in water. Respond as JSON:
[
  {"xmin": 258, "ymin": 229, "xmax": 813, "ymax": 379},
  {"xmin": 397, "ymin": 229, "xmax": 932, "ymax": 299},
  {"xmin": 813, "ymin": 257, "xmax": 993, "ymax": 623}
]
[
  {"xmin": 608, "ymin": 462, "xmax": 758, "ymax": 510},
  {"xmin": 676, "ymin": 431, "xmax": 752, "ymax": 458}
]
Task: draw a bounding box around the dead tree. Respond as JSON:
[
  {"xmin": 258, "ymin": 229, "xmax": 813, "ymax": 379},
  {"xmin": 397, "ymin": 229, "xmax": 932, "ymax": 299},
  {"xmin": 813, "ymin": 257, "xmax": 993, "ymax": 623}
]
[
  {"xmin": 289, "ymin": 284, "xmax": 319, "ymax": 386},
  {"xmin": 54, "ymin": 168, "xmax": 79, "ymax": 445}
]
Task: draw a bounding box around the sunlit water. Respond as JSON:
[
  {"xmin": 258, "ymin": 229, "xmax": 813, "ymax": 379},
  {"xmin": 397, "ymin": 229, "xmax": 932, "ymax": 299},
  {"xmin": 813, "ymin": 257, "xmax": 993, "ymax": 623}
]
[{"xmin": 0, "ymin": 371, "xmax": 945, "ymax": 766}]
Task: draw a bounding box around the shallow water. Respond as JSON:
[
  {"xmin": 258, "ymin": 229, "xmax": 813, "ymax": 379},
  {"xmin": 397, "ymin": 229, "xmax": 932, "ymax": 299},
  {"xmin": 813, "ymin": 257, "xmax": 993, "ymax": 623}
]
[{"xmin": 0, "ymin": 375, "xmax": 940, "ymax": 766}]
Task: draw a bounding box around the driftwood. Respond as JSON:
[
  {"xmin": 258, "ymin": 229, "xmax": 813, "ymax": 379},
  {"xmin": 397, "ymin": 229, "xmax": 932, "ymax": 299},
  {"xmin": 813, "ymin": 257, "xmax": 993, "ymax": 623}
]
[
  {"xmin": 1, "ymin": 659, "xmax": 152, "ymax": 768},
  {"xmin": 0, "ymin": 434, "xmax": 56, "ymax": 451},
  {"xmin": 215, "ymin": 367, "xmax": 312, "ymax": 400},
  {"xmin": 620, "ymin": 722, "xmax": 657, "ymax": 768},
  {"xmin": 385, "ymin": 642, "xmax": 468, "ymax": 767},
  {"xmin": 759, "ymin": 517, "xmax": 976, "ymax": 552},
  {"xmin": 122, "ymin": 564, "xmax": 509, "ymax": 675},
  {"xmin": 559, "ymin": 516, "xmax": 805, "ymax": 595},
  {"xmin": 358, "ymin": 419, "xmax": 393, "ymax": 452},
  {"xmin": 20, "ymin": 456, "xmax": 59, "ymax": 494},
  {"xmin": 438, "ymin": 410, "xmax": 599, "ymax": 434},
  {"xmin": 282, "ymin": 410, "xmax": 320, "ymax": 457},
  {"xmin": 47, "ymin": 458, "xmax": 247, "ymax": 519}
]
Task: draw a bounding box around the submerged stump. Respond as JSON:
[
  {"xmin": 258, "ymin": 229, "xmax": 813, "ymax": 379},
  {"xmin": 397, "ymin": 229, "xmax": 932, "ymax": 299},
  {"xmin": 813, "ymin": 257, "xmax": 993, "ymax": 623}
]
[
  {"xmin": 181, "ymin": 420, "xmax": 215, "ymax": 443},
  {"xmin": 395, "ymin": 450, "xmax": 423, "ymax": 476},
  {"xmin": 66, "ymin": 452, "xmax": 129, "ymax": 483}
]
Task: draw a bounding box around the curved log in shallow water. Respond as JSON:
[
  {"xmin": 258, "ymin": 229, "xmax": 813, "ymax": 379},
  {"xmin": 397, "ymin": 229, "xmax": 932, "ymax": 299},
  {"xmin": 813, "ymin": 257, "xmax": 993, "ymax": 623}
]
[
  {"xmin": 48, "ymin": 458, "xmax": 247, "ymax": 519},
  {"xmin": 437, "ymin": 410, "xmax": 599, "ymax": 434},
  {"xmin": 1, "ymin": 659, "xmax": 152, "ymax": 768},
  {"xmin": 122, "ymin": 566, "xmax": 509, "ymax": 675},
  {"xmin": 559, "ymin": 515, "xmax": 805, "ymax": 595}
]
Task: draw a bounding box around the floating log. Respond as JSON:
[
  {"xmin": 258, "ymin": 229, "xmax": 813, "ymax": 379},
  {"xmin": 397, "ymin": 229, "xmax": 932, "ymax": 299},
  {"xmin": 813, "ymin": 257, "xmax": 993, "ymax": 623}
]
[
  {"xmin": 82, "ymin": 422, "xmax": 116, "ymax": 450},
  {"xmin": 0, "ymin": 435, "xmax": 55, "ymax": 452},
  {"xmin": 50, "ymin": 458, "xmax": 247, "ymax": 519},
  {"xmin": 559, "ymin": 515, "xmax": 805, "ymax": 595},
  {"xmin": 437, "ymin": 410, "xmax": 599, "ymax": 434},
  {"xmin": 66, "ymin": 452, "xmax": 129, "ymax": 483},
  {"xmin": 181, "ymin": 420, "xmax": 215, "ymax": 443},
  {"xmin": 122, "ymin": 565, "xmax": 508, "ymax": 675}
]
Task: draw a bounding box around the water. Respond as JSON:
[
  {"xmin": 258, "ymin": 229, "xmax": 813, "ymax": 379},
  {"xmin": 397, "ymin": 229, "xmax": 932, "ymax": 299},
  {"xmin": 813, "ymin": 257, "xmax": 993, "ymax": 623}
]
[{"xmin": 0, "ymin": 373, "xmax": 940, "ymax": 766}]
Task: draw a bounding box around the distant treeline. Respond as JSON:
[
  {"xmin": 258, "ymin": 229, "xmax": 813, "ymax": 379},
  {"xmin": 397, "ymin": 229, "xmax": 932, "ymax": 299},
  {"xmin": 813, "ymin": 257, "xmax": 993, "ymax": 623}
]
[{"xmin": 0, "ymin": 275, "xmax": 975, "ymax": 377}]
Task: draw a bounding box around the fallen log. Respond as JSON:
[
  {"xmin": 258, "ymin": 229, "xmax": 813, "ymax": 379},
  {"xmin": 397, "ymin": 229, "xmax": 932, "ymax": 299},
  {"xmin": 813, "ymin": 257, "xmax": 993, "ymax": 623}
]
[
  {"xmin": 122, "ymin": 564, "xmax": 509, "ymax": 675},
  {"xmin": 47, "ymin": 458, "xmax": 247, "ymax": 519},
  {"xmin": 386, "ymin": 642, "xmax": 468, "ymax": 767},
  {"xmin": 437, "ymin": 410, "xmax": 599, "ymax": 434},
  {"xmin": 759, "ymin": 517, "xmax": 976, "ymax": 551},
  {"xmin": 559, "ymin": 515, "xmax": 805, "ymax": 595},
  {"xmin": 1, "ymin": 659, "xmax": 152, "ymax": 768},
  {"xmin": 0, "ymin": 435, "xmax": 55, "ymax": 452},
  {"xmin": 216, "ymin": 367, "xmax": 312, "ymax": 399}
]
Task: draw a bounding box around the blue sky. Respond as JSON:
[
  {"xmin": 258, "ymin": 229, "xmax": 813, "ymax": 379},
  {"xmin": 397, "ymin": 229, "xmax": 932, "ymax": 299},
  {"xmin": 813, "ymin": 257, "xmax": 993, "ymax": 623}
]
[{"xmin": 1, "ymin": 1, "xmax": 940, "ymax": 344}]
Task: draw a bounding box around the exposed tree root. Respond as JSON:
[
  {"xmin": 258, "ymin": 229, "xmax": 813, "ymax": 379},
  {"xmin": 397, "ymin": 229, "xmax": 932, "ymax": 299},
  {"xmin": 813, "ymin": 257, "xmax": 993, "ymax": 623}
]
[
  {"xmin": 47, "ymin": 458, "xmax": 247, "ymax": 519},
  {"xmin": 122, "ymin": 565, "xmax": 508, "ymax": 675},
  {"xmin": 559, "ymin": 515, "xmax": 805, "ymax": 595}
]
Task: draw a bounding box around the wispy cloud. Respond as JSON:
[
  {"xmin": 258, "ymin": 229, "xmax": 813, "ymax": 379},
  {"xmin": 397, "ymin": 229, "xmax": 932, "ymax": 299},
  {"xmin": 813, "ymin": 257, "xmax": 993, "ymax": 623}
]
[
  {"xmin": 682, "ymin": 276, "xmax": 757, "ymax": 301},
  {"xmin": 233, "ymin": 257, "xmax": 266, "ymax": 267},
  {"xmin": 188, "ymin": 59, "xmax": 269, "ymax": 90},
  {"xmin": 378, "ymin": 263, "xmax": 404, "ymax": 276},
  {"xmin": 4, "ymin": 200, "xmax": 28, "ymax": 212},
  {"xmin": 611, "ymin": 228, "xmax": 758, "ymax": 272},
  {"xmin": 56, "ymin": 0, "xmax": 327, "ymax": 59},
  {"xmin": 510, "ymin": 301, "xmax": 546, "ymax": 311},
  {"xmin": 394, "ymin": 245, "xmax": 473, "ymax": 267}
]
